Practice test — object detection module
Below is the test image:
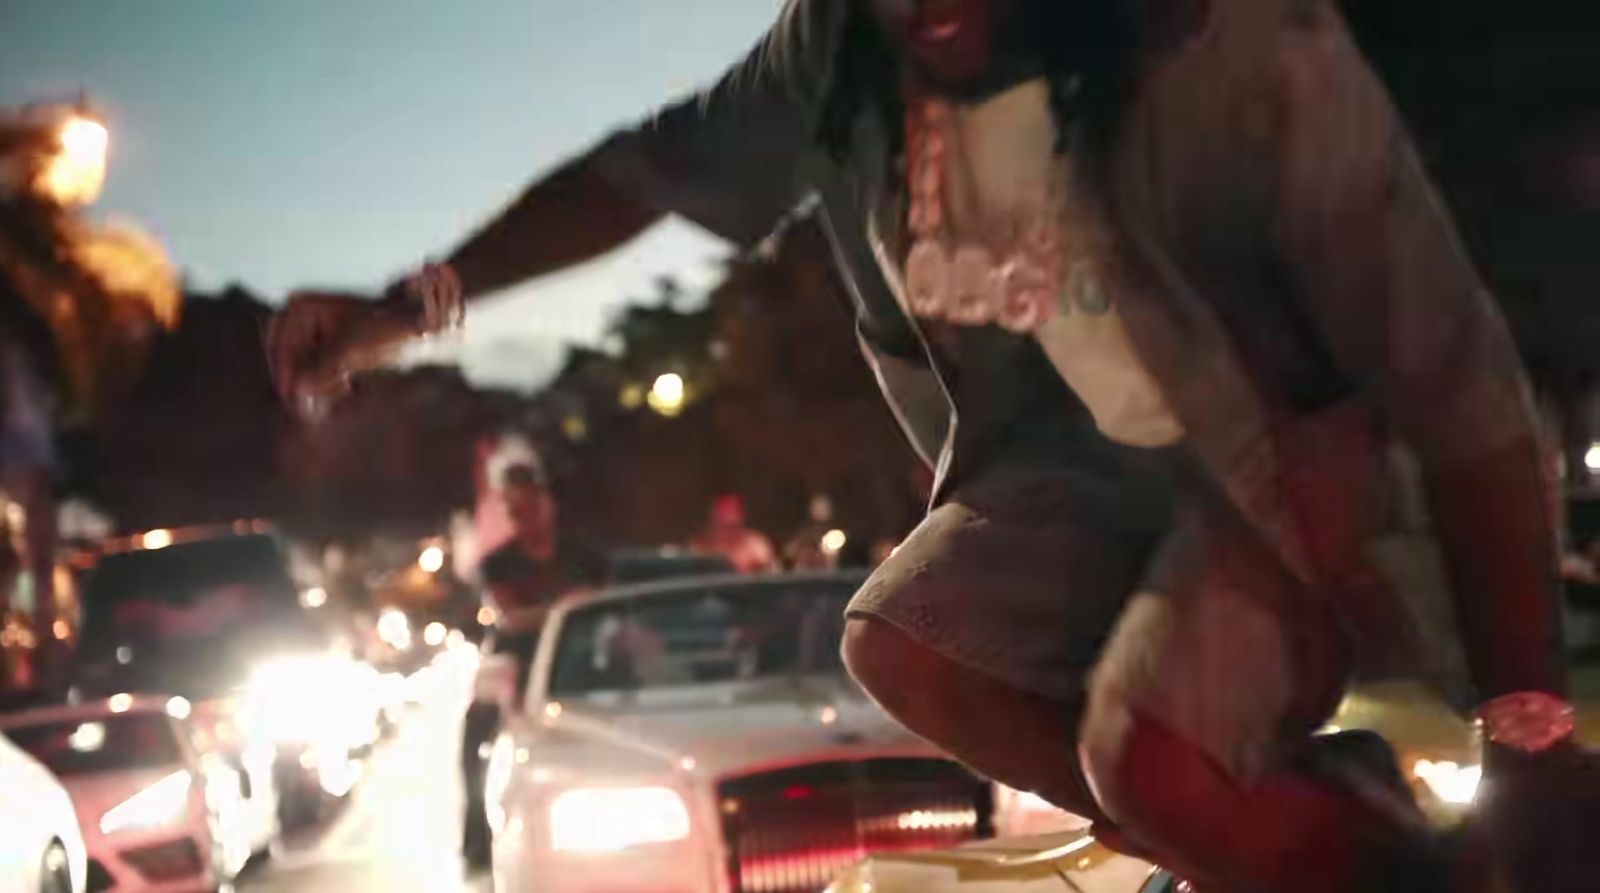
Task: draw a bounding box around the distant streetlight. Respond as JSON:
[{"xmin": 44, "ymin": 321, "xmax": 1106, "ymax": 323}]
[
  {"xmin": 1586, "ymin": 443, "xmax": 1600, "ymax": 472},
  {"xmin": 37, "ymin": 114, "xmax": 108, "ymax": 206},
  {"xmin": 647, "ymin": 373, "xmax": 686, "ymax": 417},
  {"xmin": 377, "ymin": 608, "xmax": 411, "ymax": 651},
  {"xmin": 418, "ymin": 545, "xmax": 445, "ymax": 574},
  {"xmin": 820, "ymin": 529, "xmax": 848, "ymax": 555},
  {"xmin": 300, "ymin": 587, "xmax": 328, "ymax": 609}
]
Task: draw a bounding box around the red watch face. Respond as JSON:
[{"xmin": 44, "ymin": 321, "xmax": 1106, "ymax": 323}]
[{"xmin": 1480, "ymin": 692, "xmax": 1576, "ymax": 754}]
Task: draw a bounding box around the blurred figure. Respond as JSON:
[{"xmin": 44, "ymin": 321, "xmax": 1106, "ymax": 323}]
[
  {"xmin": 2, "ymin": 103, "xmax": 178, "ymax": 688},
  {"xmin": 784, "ymin": 494, "xmax": 840, "ymax": 571},
  {"xmin": 690, "ymin": 493, "xmax": 778, "ymax": 574},
  {"xmin": 460, "ymin": 550, "xmax": 546, "ymax": 872},
  {"xmin": 479, "ymin": 458, "xmax": 604, "ymax": 615},
  {"xmin": 463, "ymin": 454, "xmax": 606, "ymax": 871}
]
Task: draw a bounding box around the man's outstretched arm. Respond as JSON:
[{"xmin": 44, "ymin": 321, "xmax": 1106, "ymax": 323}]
[
  {"xmin": 272, "ymin": 0, "xmax": 848, "ymax": 395},
  {"xmin": 443, "ymin": 154, "xmax": 663, "ymax": 302}
]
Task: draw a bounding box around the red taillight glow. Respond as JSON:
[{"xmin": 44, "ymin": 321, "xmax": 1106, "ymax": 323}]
[{"xmin": 781, "ymin": 785, "xmax": 813, "ymax": 800}]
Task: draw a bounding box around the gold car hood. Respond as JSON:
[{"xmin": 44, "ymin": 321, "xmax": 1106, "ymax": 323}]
[{"xmin": 828, "ymin": 830, "xmax": 1162, "ymax": 892}]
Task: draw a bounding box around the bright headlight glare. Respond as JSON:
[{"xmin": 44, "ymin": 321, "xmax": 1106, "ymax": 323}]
[
  {"xmin": 100, "ymin": 770, "xmax": 191, "ymax": 834},
  {"xmin": 548, "ymin": 787, "xmax": 690, "ymax": 852},
  {"xmin": 1412, "ymin": 758, "xmax": 1482, "ymax": 806},
  {"xmin": 242, "ymin": 654, "xmax": 380, "ymax": 748},
  {"xmin": 998, "ymin": 784, "xmax": 1059, "ymax": 815},
  {"xmin": 484, "ymin": 737, "xmax": 515, "ymax": 834}
]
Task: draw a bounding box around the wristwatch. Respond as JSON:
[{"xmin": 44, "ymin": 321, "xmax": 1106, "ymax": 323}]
[{"xmin": 1477, "ymin": 691, "xmax": 1575, "ymax": 754}]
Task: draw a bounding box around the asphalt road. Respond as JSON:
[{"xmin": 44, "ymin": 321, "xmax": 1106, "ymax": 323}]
[{"xmin": 235, "ymin": 661, "xmax": 489, "ymax": 893}]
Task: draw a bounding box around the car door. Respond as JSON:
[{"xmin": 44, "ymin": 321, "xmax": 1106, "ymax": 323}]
[{"xmin": 0, "ymin": 735, "xmax": 55, "ymax": 888}]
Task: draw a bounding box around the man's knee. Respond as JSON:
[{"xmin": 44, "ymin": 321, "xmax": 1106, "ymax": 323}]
[
  {"xmin": 841, "ymin": 616, "xmax": 926, "ymax": 717},
  {"xmin": 1078, "ymin": 690, "xmax": 1216, "ymax": 845}
]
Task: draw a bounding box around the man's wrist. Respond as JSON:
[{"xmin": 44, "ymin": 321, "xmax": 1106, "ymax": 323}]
[{"xmin": 385, "ymin": 261, "xmax": 464, "ymax": 336}]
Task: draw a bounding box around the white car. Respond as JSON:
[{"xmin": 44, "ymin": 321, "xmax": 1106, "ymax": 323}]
[
  {"xmin": 1, "ymin": 695, "xmax": 278, "ymax": 892},
  {"xmin": 0, "ymin": 727, "xmax": 87, "ymax": 893},
  {"xmin": 483, "ymin": 572, "xmax": 995, "ymax": 893}
]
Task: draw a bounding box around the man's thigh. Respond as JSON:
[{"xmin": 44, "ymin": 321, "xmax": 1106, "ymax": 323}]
[
  {"xmin": 847, "ymin": 471, "xmax": 1167, "ymax": 703},
  {"xmin": 1084, "ymin": 506, "xmax": 1349, "ymax": 782}
]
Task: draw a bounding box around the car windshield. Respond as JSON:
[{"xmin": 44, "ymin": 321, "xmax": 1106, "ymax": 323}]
[
  {"xmin": 1566, "ymin": 580, "xmax": 1600, "ymax": 695},
  {"xmin": 81, "ymin": 534, "xmax": 303, "ymax": 642},
  {"xmin": 4, "ymin": 713, "xmax": 181, "ymax": 777},
  {"xmin": 75, "ymin": 534, "xmax": 324, "ymax": 699},
  {"xmin": 1567, "ymin": 497, "xmax": 1600, "ymax": 685},
  {"xmin": 547, "ymin": 577, "xmax": 858, "ymax": 699}
]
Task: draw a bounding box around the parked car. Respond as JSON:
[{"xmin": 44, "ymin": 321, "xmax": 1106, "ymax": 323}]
[
  {"xmin": 71, "ymin": 526, "xmax": 380, "ymax": 827},
  {"xmin": 606, "ymin": 547, "xmax": 735, "ymax": 585},
  {"xmin": 2, "ymin": 694, "xmax": 277, "ymax": 892},
  {"xmin": 0, "ymin": 726, "xmax": 88, "ymax": 893},
  {"xmin": 482, "ymin": 571, "xmax": 994, "ymax": 893}
]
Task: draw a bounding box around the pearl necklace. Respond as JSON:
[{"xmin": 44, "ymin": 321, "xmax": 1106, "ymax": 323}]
[{"xmin": 902, "ymin": 97, "xmax": 1067, "ymax": 334}]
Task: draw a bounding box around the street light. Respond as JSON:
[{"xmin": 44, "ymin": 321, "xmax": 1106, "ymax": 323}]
[
  {"xmin": 647, "ymin": 373, "xmax": 686, "ymax": 417},
  {"xmin": 1585, "ymin": 443, "xmax": 1600, "ymax": 473},
  {"xmin": 36, "ymin": 114, "xmax": 108, "ymax": 206},
  {"xmin": 418, "ymin": 545, "xmax": 445, "ymax": 574},
  {"xmin": 820, "ymin": 529, "xmax": 848, "ymax": 555}
]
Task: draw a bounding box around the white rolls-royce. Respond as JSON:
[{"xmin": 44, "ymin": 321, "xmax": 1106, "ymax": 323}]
[{"xmin": 481, "ymin": 572, "xmax": 995, "ymax": 893}]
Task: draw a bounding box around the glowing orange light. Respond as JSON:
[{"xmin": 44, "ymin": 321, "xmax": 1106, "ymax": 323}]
[{"xmin": 36, "ymin": 116, "xmax": 108, "ymax": 206}]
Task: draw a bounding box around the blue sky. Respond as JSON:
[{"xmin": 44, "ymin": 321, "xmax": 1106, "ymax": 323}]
[{"xmin": 0, "ymin": 0, "xmax": 780, "ymax": 387}]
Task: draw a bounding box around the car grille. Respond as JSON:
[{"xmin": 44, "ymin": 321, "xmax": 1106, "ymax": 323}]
[
  {"xmin": 84, "ymin": 858, "xmax": 115, "ymax": 893},
  {"xmin": 120, "ymin": 838, "xmax": 204, "ymax": 883},
  {"xmin": 717, "ymin": 758, "xmax": 992, "ymax": 893}
]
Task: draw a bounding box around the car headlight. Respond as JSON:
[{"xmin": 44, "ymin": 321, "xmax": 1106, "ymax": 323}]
[
  {"xmin": 101, "ymin": 770, "xmax": 192, "ymax": 834},
  {"xmin": 1411, "ymin": 758, "xmax": 1481, "ymax": 805},
  {"xmin": 548, "ymin": 787, "xmax": 690, "ymax": 852},
  {"xmin": 241, "ymin": 653, "xmax": 380, "ymax": 749}
]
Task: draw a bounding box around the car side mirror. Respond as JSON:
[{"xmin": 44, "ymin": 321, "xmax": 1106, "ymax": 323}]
[{"xmin": 473, "ymin": 653, "xmax": 520, "ymax": 711}]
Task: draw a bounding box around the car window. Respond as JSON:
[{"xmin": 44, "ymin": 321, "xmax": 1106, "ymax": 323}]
[
  {"xmin": 5, "ymin": 713, "xmax": 181, "ymax": 776},
  {"xmin": 548, "ymin": 579, "xmax": 857, "ymax": 698},
  {"xmin": 1566, "ymin": 584, "xmax": 1600, "ymax": 698},
  {"xmin": 74, "ymin": 534, "xmax": 325, "ymax": 699}
]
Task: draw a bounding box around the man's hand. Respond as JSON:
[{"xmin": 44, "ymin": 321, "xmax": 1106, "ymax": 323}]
[
  {"xmin": 266, "ymin": 290, "xmax": 379, "ymax": 409},
  {"xmin": 266, "ymin": 263, "xmax": 463, "ymax": 413}
]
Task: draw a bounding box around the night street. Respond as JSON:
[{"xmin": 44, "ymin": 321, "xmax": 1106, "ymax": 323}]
[
  {"xmin": 236, "ymin": 661, "xmax": 488, "ymax": 893},
  {"xmin": 4, "ymin": 2, "xmax": 1599, "ymax": 892}
]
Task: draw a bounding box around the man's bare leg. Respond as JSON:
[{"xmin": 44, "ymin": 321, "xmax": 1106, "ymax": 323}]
[{"xmin": 841, "ymin": 616, "xmax": 1110, "ymax": 826}]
